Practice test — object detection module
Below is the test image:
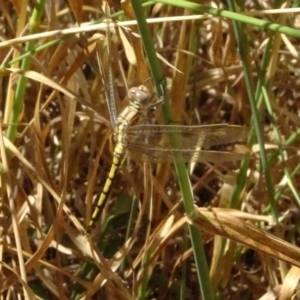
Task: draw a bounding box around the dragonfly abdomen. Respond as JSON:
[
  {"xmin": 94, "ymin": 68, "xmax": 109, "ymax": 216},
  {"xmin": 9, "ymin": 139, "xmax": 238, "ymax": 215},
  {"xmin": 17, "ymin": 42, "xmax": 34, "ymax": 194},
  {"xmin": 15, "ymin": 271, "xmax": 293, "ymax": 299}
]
[{"xmin": 86, "ymin": 138, "xmax": 127, "ymax": 236}]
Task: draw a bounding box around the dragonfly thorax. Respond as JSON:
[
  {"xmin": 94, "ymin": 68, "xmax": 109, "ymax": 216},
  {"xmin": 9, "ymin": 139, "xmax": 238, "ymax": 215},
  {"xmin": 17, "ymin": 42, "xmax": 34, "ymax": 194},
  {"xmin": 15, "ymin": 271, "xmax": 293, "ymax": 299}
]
[{"xmin": 113, "ymin": 119, "xmax": 128, "ymax": 145}]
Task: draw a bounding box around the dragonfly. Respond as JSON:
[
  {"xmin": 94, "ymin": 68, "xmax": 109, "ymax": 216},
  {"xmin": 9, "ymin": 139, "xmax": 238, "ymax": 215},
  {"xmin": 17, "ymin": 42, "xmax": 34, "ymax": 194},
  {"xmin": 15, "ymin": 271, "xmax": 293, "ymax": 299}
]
[{"xmin": 85, "ymin": 31, "xmax": 249, "ymax": 237}]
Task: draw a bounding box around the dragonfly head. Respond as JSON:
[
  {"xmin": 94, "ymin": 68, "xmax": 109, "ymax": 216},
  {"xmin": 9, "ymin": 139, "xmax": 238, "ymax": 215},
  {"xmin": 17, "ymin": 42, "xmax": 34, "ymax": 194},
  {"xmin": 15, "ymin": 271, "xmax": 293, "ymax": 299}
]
[{"xmin": 128, "ymin": 85, "xmax": 151, "ymax": 110}]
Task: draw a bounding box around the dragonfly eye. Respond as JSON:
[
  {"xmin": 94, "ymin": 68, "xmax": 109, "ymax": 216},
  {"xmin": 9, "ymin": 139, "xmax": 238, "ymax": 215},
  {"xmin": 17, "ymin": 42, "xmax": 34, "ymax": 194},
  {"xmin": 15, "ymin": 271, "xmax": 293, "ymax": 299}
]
[{"xmin": 128, "ymin": 85, "xmax": 151, "ymax": 108}]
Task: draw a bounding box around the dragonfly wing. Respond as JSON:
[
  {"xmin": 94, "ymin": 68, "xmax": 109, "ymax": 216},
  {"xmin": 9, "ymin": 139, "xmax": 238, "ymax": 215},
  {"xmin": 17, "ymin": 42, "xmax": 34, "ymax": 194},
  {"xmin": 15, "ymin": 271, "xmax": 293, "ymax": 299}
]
[
  {"xmin": 127, "ymin": 124, "xmax": 248, "ymax": 163},
  {"xmin": 96, "ymin": 20, "xmax": 119, "ymax": 127},
  {"xmin": 127, "ymin": 124, "xmax": 249, "ymax": 148},
  {"xmin": 127, "ymin": 148, "xmax": 245, "ymax": 163}
]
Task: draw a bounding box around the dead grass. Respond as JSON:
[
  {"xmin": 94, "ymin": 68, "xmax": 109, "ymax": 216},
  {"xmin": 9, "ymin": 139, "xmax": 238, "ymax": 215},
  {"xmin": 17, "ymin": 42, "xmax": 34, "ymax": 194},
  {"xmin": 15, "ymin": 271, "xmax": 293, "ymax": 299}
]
[{"xmin": 1, "ymin": 1, "xmax": 300, "ymax": 299}]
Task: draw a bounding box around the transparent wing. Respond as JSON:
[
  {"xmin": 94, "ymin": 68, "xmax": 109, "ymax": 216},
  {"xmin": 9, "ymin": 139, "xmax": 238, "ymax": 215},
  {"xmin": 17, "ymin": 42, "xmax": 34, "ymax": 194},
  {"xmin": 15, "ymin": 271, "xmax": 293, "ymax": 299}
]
[
  {"xmin": 128, "ymin": 149, "xmax": 245, "ymax": 163},
  {"xmin": 127, "ymin": 124, "xmax": 249, "ymax": 162},
  {"xmin": 96, "ymin": 18, "xmax": 119, "ymax": 127}
]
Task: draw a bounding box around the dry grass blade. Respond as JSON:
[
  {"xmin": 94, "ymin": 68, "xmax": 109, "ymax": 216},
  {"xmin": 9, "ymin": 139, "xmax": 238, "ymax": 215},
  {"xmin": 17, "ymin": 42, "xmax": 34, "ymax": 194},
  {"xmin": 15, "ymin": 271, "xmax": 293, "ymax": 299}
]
[
  {"xmin": 188, "ymin": 208, "xmax": 300, "ymax": 268},
  {"xmin": 279, "ymin": 266, "xmax": 300, "ymax": 300},
  {"xmin": 5, "ymin": 68, "xmax": 106, "ymax": 118}
]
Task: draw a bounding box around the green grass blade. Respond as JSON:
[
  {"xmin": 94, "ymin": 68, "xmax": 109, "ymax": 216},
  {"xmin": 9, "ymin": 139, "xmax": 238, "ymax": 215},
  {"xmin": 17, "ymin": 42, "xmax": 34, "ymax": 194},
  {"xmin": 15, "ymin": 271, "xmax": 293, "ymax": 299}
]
[
  {"xmin": 130, "ymin": 1, "xmax": 214, "ymax": 299},
  {"xmin": 6, "ymin": 0, "xmax": 46, "ymax": 143}
]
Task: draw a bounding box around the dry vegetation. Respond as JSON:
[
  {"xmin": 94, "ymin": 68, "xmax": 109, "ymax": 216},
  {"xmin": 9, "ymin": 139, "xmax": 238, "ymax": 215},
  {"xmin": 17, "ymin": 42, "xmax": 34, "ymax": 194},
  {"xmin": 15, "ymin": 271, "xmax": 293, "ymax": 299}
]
[{"xmin": 1, "ymin": 0, "xmax": 300, "ymax": 299}]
